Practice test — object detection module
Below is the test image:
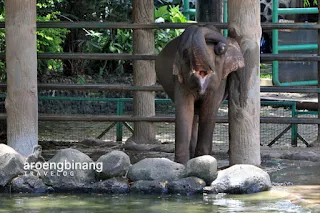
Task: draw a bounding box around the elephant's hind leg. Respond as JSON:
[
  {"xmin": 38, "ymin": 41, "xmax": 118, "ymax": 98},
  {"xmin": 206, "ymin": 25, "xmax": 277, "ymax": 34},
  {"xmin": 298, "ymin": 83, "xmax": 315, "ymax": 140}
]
[{"xmin": 189, "ymin": 114, "xmax": 198, "ymax": 159}]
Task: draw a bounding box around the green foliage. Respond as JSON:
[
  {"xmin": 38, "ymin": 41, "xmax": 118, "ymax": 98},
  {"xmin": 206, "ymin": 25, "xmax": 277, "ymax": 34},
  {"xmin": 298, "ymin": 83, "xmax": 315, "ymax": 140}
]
[
  {"xmin": 82, "ymin": 28, "xmax": 133, "ymax": 75},
  {"xmin": 303, "ymin": 0, "xmax": 318, "ymax": 7},
  {"xmin": 80, "ymin": 4, "xmax": 188, "ymax": 76},
  {"xmin": 76, "ymin": 75, "xmax": 86, "ymax": 84},
  {"xmin": 37, "ymin": 13, "xmax": 69, "ymax": 73},
  {"xmin": 37, "ymin": 0, "xmax": 64, "ymax": 16},
  {"xmin": 56, "ymin": 0, "xmax": 133, "ymax": 76},
  {"xmin": 0, "ymin": 0, "xmax": 188, "ymax": 79},
  {"xmin": 155, "ymin": 5, "xmax": 188, "ymax": 53},
  {"xmin": 0, "ymin": 0, "xmax": 68, "ymax": 80},
  {"xmin": 260, "ymin": 73, "xmax": 272, "ymax": 79}
]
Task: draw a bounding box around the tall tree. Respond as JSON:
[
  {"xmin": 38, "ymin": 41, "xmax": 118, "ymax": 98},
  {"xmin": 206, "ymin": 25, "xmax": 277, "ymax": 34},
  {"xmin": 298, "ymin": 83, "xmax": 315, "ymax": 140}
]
[
  {"xmin": 228, "ymin": 0, "xmax": 261, "ymax": 165},
  {"xmin": 5, "ymin": 0, "xmax": 38, "ymax": 156},
  {"xmin": 128, "ymin": 0, "xmax": 158, "ymax": 144}
]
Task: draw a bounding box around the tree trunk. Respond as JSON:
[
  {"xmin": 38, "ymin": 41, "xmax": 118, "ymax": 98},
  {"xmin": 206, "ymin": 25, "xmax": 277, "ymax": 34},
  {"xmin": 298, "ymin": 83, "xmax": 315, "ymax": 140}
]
[
  {"xmin": 129, "ymin": 0, "xmax": 157, "ymax": 144},
  {"xmin": 228, "ymin": 0, "xmax": 261, "ymax": 165},
  {"xmin": 315, "ymin": 3, "xmax": 320, "ymax": 147},
  {"xmin": 196, "ymin": 0, "xmax": 223, "ymax": 23},
  {"xmin": 5, "ymin": 0, "xmax": 38, "ymax": 156}
]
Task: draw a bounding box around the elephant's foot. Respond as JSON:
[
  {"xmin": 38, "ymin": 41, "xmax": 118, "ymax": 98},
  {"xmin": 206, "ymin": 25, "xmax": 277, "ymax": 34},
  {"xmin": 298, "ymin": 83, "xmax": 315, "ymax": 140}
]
[{"xmin": 174, "ymin": 153, "xmax": 189, "ymax": 165}]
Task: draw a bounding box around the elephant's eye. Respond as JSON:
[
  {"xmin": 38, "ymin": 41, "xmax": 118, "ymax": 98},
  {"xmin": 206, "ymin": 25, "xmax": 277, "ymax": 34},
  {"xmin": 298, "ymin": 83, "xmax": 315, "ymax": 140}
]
[
  {"xmin": 214, "ymin": 42, "xmax": 227, "ymax": 55},
  {"xmin": 182, "ymin": 49, "xmax": 189, "ymax": 61}
]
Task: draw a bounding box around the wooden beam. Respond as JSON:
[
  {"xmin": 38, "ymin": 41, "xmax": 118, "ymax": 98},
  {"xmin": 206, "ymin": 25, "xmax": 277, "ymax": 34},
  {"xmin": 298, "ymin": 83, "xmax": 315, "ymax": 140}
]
[{"xmin": 5, "ymin": 0, "xmax": 38, "ymax": 156}]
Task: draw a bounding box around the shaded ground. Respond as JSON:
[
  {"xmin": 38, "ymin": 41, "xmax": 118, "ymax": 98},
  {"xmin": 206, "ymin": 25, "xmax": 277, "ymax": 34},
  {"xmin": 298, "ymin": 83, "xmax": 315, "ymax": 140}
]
[{"xmin": 38, "ymin": 103, "xmax": 318, "ymax": 146}]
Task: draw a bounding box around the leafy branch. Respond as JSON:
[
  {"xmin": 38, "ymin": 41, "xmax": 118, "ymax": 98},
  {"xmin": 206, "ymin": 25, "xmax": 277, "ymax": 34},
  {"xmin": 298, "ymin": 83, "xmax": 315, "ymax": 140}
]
[{"xmin": 303, "ymin": 0, "xmax": 318, "ymax": 7}]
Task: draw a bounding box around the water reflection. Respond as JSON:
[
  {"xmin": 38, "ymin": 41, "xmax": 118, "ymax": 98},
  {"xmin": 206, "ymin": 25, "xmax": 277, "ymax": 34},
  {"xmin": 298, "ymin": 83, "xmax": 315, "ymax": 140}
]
[{"xmin": 0, "ymin": 185, "xmax": 318, "ymax": 213}]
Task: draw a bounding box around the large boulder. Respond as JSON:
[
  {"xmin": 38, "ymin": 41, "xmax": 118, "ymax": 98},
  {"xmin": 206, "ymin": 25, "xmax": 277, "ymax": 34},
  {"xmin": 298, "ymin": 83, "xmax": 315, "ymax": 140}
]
[
  {"xmin": 11, "ymin": 174, "xmax": 51, "ymax": 193},
  {"xmin": 127, "ymin": 158, "xmax": 185, "ymax": 181},
  {"xmin": 96, "ymin": 150, "xmax": 131, "ymax": 180},
  {"xmin": 168, "ymin": 177, "xmax": 206, "ymax": 195},
  {"xmin": 186, "ymin": 155, "xmax": 217, "ymax": 185},
  {"xmin": 130, "ymin": 180, "xmax": 168, "ymax": 194},
  {"xmin": 206, "ymin": 164, "xmax": 272, "ymax": 194},
  {"xmin": 42, "ymin": 148, "xmax": 96, "ymax": 191},
  {"xmin": 0, "ymin": 144, "xmax": 25, "ymax": 186}
]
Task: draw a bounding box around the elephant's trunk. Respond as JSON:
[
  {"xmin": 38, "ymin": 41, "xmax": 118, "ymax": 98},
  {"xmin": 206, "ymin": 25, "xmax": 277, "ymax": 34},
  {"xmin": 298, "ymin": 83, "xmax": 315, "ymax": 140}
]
[{"xmin": 191, "ymin": 26, "xmax": 228, "ymax": 73}]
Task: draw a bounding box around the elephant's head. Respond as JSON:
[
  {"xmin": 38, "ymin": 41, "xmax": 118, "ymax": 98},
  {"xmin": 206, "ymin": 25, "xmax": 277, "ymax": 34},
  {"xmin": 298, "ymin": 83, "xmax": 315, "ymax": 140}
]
[{"xmin": 173, "ymin": 24, "xmax": 245, "ymax": 95}]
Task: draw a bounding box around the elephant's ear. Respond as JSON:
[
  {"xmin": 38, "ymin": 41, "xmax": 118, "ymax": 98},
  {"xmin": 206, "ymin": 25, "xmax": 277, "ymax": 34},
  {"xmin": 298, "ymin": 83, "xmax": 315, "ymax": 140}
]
[
  {"xmin": 223, "ymin": 38, "xmax": 245, "ymax": 79},
  {"xmin": 173, "ymin": 52, "xmax": 183, "ymax": 83}
]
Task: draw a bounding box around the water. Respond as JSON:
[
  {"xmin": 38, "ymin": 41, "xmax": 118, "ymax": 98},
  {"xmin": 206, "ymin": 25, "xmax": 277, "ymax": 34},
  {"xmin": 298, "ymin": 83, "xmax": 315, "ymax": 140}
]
[{"xmin": 0, "ymin": 186, "xmax": 318, "ymax": 213}]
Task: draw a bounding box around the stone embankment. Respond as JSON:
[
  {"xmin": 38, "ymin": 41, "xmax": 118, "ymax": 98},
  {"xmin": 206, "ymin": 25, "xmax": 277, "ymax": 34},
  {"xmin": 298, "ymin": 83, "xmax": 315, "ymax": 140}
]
[{"xmin": 0, "ymin": 144, "xmax": 272, "ymax": 195}]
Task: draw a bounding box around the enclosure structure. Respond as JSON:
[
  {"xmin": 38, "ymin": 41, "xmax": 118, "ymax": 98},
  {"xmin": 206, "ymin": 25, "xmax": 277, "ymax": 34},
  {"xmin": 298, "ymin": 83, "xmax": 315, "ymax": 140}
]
[
  {"xmin": 0, "ymin": 0, "xmax": 320, "ymax": 162},
  {"xmin": 4, "ymin": 0, "xmax": 38, "ymax": 156},
  {"xmin": 228, "ymin": 0, "xmax": 261, "ymax": 165}
]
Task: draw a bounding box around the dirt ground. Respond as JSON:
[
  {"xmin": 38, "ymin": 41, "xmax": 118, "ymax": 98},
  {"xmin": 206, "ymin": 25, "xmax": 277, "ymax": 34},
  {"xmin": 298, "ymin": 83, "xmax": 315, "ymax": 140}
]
[{"xmin": 38, "ymin": 102, "xmax": 319, "ymax": 146}]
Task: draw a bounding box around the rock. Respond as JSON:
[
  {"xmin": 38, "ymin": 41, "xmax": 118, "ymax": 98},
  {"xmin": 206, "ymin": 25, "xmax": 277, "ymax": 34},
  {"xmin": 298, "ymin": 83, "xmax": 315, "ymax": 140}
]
[
  {"xmin": 283, "ymin": 151, "xmax": 320, "ymax": 162},
  {"xmin": 168, "ymin": 177, "xmax": 206, "ymax": 195},
  {"xmin": 42, "ymin": 148, "xmax": 96, "ymax": 191},
  {"xmin": 0, "ymin": 144, "xmax": 25, "ymax": 186},
  {"xmin": 127, "ymin": 158, "xmax": 185, "ymax": 181},
  {"xmin": 96, "ymin": 150, "xmax": 131, "ymax": 180},
  {"xmin": 0, "ymin": 144, "xmax": 25, "ymax": 160},
  {"xmin": 186, "ymin": 155, "xmax": 217, "ymax": 185},
  {"xmin": 130, "ymin": 180, "xmax": 168, "ymax": 194},
  {"xmin": 11, "ymin": 174, "xmax": 49, "ymax": 193},
  {"xmin": 25, "ymin": 145, "xmax": 45, "ymax": 164},
  {"xmin": 126, "ymin": 151, "xmax": 174, "ymax": 164},
  {"xmin": 87, "ymin": 177, "xmax": 129, "ymax": 194},
  {"xmin": 206, "ymin": 164, "xmax": 272, "ymax": 194}
]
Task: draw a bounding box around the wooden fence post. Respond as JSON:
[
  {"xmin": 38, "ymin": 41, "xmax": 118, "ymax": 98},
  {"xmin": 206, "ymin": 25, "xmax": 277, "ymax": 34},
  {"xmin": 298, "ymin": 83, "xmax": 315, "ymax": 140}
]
[
  {"xmin": 5, "ymin": 0, "xmax": 38, "ymax": 156},
  {"xmin": 228, "ymin": 0, "xmax": 262, "ymax": 165},
  {"xmin": 130, "ymin": 0, "xmax": 157, "ymax": 144}
]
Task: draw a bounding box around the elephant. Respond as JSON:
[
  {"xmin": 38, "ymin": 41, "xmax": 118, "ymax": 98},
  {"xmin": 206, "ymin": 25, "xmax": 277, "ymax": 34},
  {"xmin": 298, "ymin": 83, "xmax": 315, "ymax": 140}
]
[{"xmin": 155, "ymin": 24, "xmax": 245, "ymax": 164}]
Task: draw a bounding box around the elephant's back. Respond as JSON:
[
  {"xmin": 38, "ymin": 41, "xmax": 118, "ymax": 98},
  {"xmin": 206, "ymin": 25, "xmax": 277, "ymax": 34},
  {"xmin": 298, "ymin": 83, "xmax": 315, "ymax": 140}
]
[{"xmin": 155, "ymin": 38, "xmax": 179, "ymax": 101}]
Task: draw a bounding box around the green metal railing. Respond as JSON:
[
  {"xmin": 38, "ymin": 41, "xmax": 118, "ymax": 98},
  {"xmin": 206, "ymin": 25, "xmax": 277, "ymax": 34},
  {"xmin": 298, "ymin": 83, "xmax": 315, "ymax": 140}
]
[
  {"xmin": 223, "ymin": 0, "xmax": 228, "ymax": 36},
  {"xmin": 261, "ymin": 101, "xmax": 298, "ymax": 146},
  {"xmin": 0, "ymin": 93, "xmax": 305, "ymax": 145},
  {"xmin": 272, "ymin": 0, "xmax": 319, "ymax": 86},
  {"xmin": 183, "ymin": 0, "xmax": 196, "ymax": 20}
]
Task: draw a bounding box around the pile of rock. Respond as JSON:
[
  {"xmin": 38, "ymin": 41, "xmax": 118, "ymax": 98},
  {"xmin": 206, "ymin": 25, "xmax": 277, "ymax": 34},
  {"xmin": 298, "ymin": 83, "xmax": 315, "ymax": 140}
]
[{"xmin": 0, "ymin": 144, "xmax": 272, "ymax": 195}]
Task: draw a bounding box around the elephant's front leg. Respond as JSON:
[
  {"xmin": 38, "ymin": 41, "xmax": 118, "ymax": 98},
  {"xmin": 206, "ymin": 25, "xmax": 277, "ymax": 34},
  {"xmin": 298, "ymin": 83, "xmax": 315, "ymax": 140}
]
[
  {"xmin": 195, "ymin": 86, "xmax": 226, "ymax": 157},
  {"xmin": 174, "ymin": 82, "xmax": 195, "ymax": 164},
  {"xmin": 189, "ymin": 114, "xmax": 198, "ymax": 159}
]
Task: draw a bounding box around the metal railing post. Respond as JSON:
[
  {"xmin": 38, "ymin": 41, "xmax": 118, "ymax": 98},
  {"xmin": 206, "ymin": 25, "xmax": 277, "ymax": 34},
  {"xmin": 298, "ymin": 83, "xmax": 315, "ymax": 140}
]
[
  {"xmin": 271, "ymin": 1, "xmax": 319, "ymax": 86},
  {"xmin": 317, "ymin": 3, "xmax": 320, "ymax": 145},
  {"xmin": 223, "ymin": 0, "xmax": 228, "ymax": 36},
  {"xmin": 272, "ymin": 0, "xmax": 280, "ymax": 86},
  {"xmin": 291, "ymin": 102, "xmax": 298, "ymax": 146},
  {"xmin": 183, "ymin": 0, "xmax": 190, "ymax": 20}
]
